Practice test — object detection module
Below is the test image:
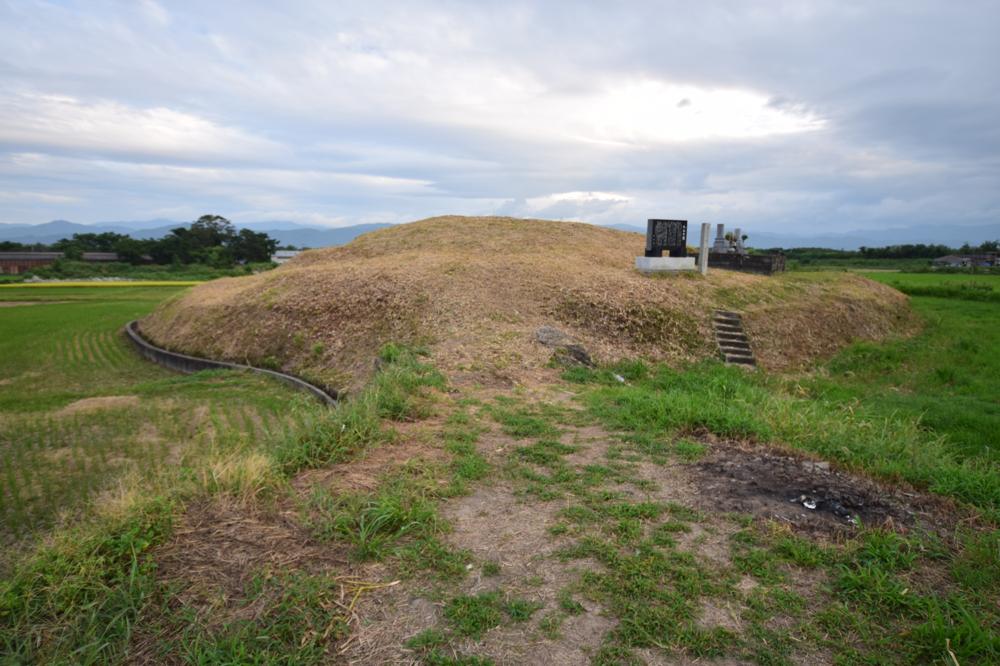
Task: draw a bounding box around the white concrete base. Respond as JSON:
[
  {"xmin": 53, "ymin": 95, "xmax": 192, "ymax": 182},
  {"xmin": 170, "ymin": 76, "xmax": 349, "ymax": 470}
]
[{"xmin": 635, "ymin": 256, "xmax": 697, "ymax": 273}]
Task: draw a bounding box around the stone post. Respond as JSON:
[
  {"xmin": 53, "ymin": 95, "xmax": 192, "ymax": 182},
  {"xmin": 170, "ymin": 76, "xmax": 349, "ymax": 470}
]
[
  {"xmin": 712, "ymin": 223, "xmax": 728, "ymax": 253},
  {"xmin": 698, "ymin": 223, "xmax": 710, "ymax": 275},
  {"xmin": 733, "ymin": 228, "xmax": 742, "ymax": 254}
]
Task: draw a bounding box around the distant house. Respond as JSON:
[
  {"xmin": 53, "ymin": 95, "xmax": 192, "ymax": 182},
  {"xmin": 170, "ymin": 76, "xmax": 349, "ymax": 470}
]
[
  {"xmin": 80, "ymin": 252, "xmax": 121, "ymax": 262},
  {"xmin": 0, "ymin": 252, "xmax": 64, "ymax": 274},
  {"xmin": 932, "ymin": 253, "xmax": 998, "ymax": 268},
  {"xmin": 271, "ymin": 250, "xmax": 302, "ymax": 265},
  {"xmin": 0, "ymin": 251, "xmax": 154, "ymax": 274}
]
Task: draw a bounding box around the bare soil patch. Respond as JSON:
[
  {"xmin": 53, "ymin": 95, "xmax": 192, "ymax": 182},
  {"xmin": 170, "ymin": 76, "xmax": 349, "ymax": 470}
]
[
  {"xmin": 697, "ymin": 597, "xmax": 743, "ymax": 633},
  {"xmin": 442, "ymin": 483, "xmax": 571, "ymax": 584},
  {"xmin": 56, "ymin": 395, "xmax": 139, "ymax": 416}
]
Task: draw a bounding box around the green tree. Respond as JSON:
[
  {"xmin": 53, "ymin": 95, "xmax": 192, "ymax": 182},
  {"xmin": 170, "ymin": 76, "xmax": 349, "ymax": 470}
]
[
  {"xmin": 189, "ymin": 215, "xmax": 236, "ymax": 248},
  {"xmin": 230, "ymin": 228, "xmax": 278, "ymax": 263},
  {"xmin": 149, "ymin": 231, "xmax": 194, "ymax": 264},
  {"xmin": 112, "ymin": 237, "xmax": 150, "ymax": 265}
]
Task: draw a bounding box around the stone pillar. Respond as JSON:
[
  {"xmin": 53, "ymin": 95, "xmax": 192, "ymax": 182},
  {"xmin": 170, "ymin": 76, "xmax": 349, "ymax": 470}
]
[
  {"xmin": 712, "ymin": 223, "xmax": 728, "ymax": 253},
  {"xmin": 698, "ymin": 223, "xmax": 710, "ymax": 275},
  {"xmin": 734, "ymin": 228, "xmax": 743, "ymax": 254}
]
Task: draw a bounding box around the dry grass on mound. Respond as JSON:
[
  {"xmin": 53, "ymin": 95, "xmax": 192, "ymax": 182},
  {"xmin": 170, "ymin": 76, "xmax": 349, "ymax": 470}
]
[{"xmin": 139, "ymin": 216, "xmax": 916, "ymax": 390}]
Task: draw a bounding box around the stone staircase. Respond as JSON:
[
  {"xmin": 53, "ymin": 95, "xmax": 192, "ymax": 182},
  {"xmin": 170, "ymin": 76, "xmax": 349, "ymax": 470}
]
[{"xmin": 713, "ymin": 310, "xmax": 756, "ymax": 366}]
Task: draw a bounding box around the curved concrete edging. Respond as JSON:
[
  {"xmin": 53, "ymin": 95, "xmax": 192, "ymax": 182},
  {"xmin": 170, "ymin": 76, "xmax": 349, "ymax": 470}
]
[{"xmin": 124, "ymin": 320, "xmax": 337, "ymax": 406}]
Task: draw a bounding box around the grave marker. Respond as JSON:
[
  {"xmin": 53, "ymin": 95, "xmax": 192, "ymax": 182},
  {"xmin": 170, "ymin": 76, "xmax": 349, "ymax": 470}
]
[
  {"xmin": 644, "ymin": 219, "xmax": 688, "ymax": 258},
  {"xmin": 636, "ymin": 218, "xmax": 696, "ymax": 273},
  {"xmin": 712, "ymin": 223, "xmax": 729, "ymax": 253}
]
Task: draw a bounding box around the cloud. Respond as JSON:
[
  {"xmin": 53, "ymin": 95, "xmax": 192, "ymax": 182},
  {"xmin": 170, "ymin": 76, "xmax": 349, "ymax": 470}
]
[
  {"xmin": 138, "ymin": 0, "xmax": 170, "ymax": 27},
  {"xmin": 521, "ymin": 191, "xmax": 632, "ymax": 219},
  {"xmin": 0, "ymin": 92, "xmax": 282, "ymax": 162},
  {"xmin": 0, "ymin": 153, "xmax": 436, "ymax": 201},
  {"xmin": 522, "ymin": 80, "xmax": 824, "ymax": 145},
  {"xmin": 0, "ymin": 190, "xmax": 81, "ymax": 204},
  {"xmin": 0, "ymin": 1, "xmax": 997, "ymax": 234}
]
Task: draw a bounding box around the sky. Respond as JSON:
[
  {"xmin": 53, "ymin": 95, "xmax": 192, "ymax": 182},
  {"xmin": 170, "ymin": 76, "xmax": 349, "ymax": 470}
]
[{"xmin": 0, "ymin": 0, "xmax": 998, "ymax": 235}]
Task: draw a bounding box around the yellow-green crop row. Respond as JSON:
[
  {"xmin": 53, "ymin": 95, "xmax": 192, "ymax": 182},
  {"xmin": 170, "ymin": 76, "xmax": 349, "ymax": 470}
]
[{"xmin": 0, "ymin": 280, "xmax": 202, "ymax": 288}]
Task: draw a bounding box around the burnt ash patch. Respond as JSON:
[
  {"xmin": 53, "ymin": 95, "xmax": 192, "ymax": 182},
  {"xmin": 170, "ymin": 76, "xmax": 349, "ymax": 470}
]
[{"xmin": 686, "ymin": 437, "xmax": 944, "ymax": 536}]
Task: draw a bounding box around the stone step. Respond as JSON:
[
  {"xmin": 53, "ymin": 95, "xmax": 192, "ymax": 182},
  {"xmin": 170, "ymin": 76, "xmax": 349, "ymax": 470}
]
[
  {"xmin": 713, "ymin": 310, "xmax": 755, "ymax": 367},
  {"xmin": 724, "ymin": 354, "xmax": 756, "ymax": 365}
]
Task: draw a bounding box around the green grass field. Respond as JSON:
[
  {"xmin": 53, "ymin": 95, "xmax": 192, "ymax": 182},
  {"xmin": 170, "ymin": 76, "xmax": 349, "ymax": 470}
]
[
  {"xmin": 787, "ymin": 257, "xmax": 934, "ymax": 271},
  {"xmin": 840, "ymin": 272, "xmax": 1000, "ymax": 461},
  {"xmin": 0, "ymin": 259, "xmax": 276, "ymax": 283},
  {"xmin": 866, "ymin": 272, "xmax": 1000, "ymax": 289}
]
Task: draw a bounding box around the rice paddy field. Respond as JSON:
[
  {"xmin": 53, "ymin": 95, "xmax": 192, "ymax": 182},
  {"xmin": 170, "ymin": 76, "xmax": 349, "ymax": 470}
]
[
  {"xmin": 0, "ymin": 284, "xmax": 320, "ymax": 565},
  {"xmin": 867, "ymin": 271, "xmax": 1000, "ymax": 302}
]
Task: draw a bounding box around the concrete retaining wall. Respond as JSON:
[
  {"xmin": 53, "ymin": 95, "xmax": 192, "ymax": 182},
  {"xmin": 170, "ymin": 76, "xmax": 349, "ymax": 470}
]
[
  {"xmin": 124, "ymin": 320, "xmax": 337, "ymax": 406},
  {"xmin": 708, "ymin": 253, "xmax": 786, "ymax": 275}
]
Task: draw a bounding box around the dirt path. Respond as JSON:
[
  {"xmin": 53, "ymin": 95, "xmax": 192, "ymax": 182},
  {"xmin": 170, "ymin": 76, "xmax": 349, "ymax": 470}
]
[
  {"xmin": 139, "ymin": 382, "xmax": 969, "ymax": 665},
  {"xmin": 338, "ymin": 382, "xmax": 962, "ymax": 664},
  {"xmin": 341, "ymin": 421, "xmax": 622, "ymax": 664},
  {"xmin": 339, "ymin": 407, "xmax": 837, "ymax": 664}
]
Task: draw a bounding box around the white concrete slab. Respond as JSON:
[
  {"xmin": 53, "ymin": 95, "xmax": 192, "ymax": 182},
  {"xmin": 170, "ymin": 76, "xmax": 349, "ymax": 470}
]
[{"xmin": 635, "ymin": 256, "xmax": 697, "ymax": 273}]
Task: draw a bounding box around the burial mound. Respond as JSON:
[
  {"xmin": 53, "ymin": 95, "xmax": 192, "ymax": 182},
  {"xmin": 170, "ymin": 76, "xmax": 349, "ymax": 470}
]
[{"xmin": 139, "ymin": 216, "xmax": 915, "ymax": 391}]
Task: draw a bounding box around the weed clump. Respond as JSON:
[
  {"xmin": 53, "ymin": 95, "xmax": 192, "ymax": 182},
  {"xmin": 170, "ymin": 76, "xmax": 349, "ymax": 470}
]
[
  {"xmin": 443, "ymin": 591, "xmax": 543, "ymax": 639},
  {"xmin": 275, "ymin": 344, "xmax": 444, "ymax": 473},
  {"xmin": 307, "ymin": 483, "xmax": 438, "ymax": 561}
]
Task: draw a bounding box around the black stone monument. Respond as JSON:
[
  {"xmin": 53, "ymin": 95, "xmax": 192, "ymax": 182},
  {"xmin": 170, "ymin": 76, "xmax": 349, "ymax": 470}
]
[{"xmin": 644, "ymin": 219, "xmax": 688, "ymax": 258}]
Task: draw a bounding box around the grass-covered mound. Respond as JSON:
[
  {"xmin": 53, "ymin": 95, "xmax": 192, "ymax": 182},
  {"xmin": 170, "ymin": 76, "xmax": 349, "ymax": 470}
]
[{"xmin": 139, "ymin": 216, "xmax": 915, "ymax": 390}]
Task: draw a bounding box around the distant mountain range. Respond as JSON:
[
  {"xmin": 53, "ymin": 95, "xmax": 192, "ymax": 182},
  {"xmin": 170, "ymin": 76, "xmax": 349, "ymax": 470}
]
[
  {"xmin": 0, "ymin": 220, "xmax": 392, "ymax": 248},
  {"xmin": 2, "ymin": 218, "xmax": 997, "ymax": 251}
]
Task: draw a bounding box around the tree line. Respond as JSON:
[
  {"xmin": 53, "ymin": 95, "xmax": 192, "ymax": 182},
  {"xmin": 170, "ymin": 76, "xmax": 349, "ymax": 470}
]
[
  {"xmin": 763, "ymin": 240, "xmax": 998, "ymax": 261},
  {"xmin": 856, "ymin": 240, "xmax": 998, "ymax": 259},
  {"xmin": 0, "ymin": 215, "xmax": 278, "ymax": 267}
]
